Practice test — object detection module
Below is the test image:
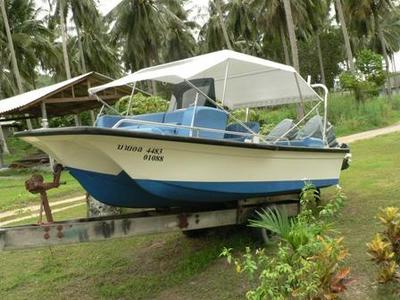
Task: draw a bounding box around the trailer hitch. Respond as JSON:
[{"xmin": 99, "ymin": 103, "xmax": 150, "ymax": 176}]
[{"xmin": 25, "ymin": 164, "xmax": 65, "ymax": 224}]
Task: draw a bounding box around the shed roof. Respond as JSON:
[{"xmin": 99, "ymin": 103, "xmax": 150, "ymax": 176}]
[{"xmin": 0, "ymin": 72, "xmax": 132, "ymax": 117}]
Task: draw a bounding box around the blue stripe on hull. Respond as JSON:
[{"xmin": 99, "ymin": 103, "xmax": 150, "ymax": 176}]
[{"xmin": 68, "ymin": 167, "xmax": 339, "ymax": 208}]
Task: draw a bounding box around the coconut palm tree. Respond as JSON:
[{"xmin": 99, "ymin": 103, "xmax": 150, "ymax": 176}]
[
  {"xmin": 0, "ymin": 0, "xmax": 24, "ymax": 93},
  {"xmin": 334, "ymin": 0, "xmax": 355, "ymax": 73},
  {"xmin": 198, "ymin": 3, "xmax": 226, "ymax": 53},
  {"xmin": 212, "ymin": 0, "xmax": 233, "ymax": 50},
  {"xmin": 109, "ymin": 0, "xmax": 195, "ymax": 93}
]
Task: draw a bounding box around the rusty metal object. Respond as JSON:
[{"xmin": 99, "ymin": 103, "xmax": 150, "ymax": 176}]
[{"xmin": 24, "ymin": 164, "xmax": 65, "ymax": 224}]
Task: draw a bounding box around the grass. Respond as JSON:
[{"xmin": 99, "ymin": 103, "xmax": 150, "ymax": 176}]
[
  {"xmin": 2, "ymin": 137, "xmax": 39, "ymax": 165},
  {"xmin": 0, "ymin": 137, "xmax": 84, "ymax": 211},
  {"xmin": 233, "ymin": 93, "xmax": 400, "ymax": 137},
  {"xmin": 1, "ymin": 133, "xmax": 400, "ymax": 299},
  {"xmin": 0, "ymin": 168, "xmax": 84, "ymax": 211}
]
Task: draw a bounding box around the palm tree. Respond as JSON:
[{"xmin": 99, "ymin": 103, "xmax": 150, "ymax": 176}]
[
  {"xmin": 0, "ymin": 0, "xmax": 24, "ymax": 93},
  {"xmin": 212, "ymin": 0, "xmax": 233, "ymax": 50},
  {"xmin": 282, "ymin": 0, "xmax": 300, "ymax": 73},
  {"xmin": 58, "ymin": 0, "xmax": 71, "ymax": 79},
  {"xmin": 110, "ymin": 0, "xmax": 195, "ymax": 93},
  {"xmin": 161, "ymin": 1, "xmax": 197, "ymax": 61},
  {"xmin": 282, "ymin": 0, "xmax": 304, "ymax": 119},
  {"xmin": 334, "ymin": 0, "xmax": 355, "ymax": 73},
  {"xmin": 198, "ymin": 3, "xmax": 226, "ymax": 52}
]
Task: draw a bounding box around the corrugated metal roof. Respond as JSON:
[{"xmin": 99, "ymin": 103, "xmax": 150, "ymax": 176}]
[{"xmin": 0, "ymin": 72, "xmax": 94, "ymax": 115}]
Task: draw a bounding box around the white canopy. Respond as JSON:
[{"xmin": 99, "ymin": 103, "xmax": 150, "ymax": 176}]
[{"xmin": 89, "ymin": 50, "xmax": 320, "ymax": 109}]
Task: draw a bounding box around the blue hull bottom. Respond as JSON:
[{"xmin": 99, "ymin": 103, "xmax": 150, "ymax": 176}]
[{"xmin": 68, "ymin": 168, "xmax": 338, "ymax": 208}]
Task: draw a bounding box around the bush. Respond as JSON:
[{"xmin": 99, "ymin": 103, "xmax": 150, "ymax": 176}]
[
  {"xmin": 339, "ymin": 49, "xmax": 386, "ymax": 102},
  {"xmin": 367, "ymin": 207, "xmax": 400, "ymax": 283},
  {"xmin": 221, "ymin": 184, "xmax": 351, "ymax": 299},
  {"xmin": 115, "ymin": 92, "xmax": 169, "ymax": 115}
]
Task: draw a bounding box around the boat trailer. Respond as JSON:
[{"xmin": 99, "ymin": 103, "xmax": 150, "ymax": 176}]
[{"xmin": 0, "ymin": 167, "xmax": 300, "ymax": 251}]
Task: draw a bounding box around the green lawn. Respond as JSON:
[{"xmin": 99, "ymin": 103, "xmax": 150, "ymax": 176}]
[
  {"xmin": 1, "ymin": 133, "xmax": 400, "ymax": 299},
  {"xmin": 0, "ymin": 168, "xmax": 84, "ymax": 211}
]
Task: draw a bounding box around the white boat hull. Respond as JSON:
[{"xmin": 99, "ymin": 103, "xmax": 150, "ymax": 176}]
[{"xmin": 17, "ymin": 127, "xmax": 348, "ymax": 208}]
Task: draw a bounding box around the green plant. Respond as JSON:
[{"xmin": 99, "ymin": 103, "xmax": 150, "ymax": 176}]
[
  {"xmin": 222, "ymin": 184, "xmax": 351, "ymax": 299},
  {"xmin": 115, "ymin": 92, "xmax": 169, "ymax": 115},
  {"xmin": 339, "ymin": 49, "xmax": 386, "ymax": 102},
  {"xmin": 367, "ymin": 207, "xmax": 400, "ymax": 283}
]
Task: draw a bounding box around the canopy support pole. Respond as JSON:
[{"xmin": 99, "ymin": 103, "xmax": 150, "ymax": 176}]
[
  {"xmin": 190, "ymin": 93, "xmax": 199, "ymax": 137},
  {"xmin": 294, "ymin": 73, "xmax": 305, "ymax": 120},
  {"xmin": 221, "ymin": 60, "xmax": 230, "ymax": 106},
  {"xmin": 245, "ymin": 108, "xmax": 249, "ymax": 122},
  {"xmin": 95, "ymin": 95, "xmax": 121, "ymax": 115},
  {"xmin": 126, "ymin": 82, "xmax": 137, "ymax": 116},
  {"xmin": 183, "ymin": 80, "xmax": 264, "ymax": 142},
  {"xmin": 310, "ymin": 84, "xmax": 329, "ymax": 146}
]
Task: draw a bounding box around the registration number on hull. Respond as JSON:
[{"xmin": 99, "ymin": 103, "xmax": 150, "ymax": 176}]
[{"xmin": 116, "ymin": 144, "xmax": 164, "ymax": 162}]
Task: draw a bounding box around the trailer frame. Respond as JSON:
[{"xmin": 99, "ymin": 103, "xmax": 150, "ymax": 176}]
[{"xmin": 0, "ymin": 194, "xmax": 299, "ymax": 251}]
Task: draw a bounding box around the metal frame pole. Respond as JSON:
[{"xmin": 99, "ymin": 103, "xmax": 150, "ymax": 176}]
[
  {"xmin": 221, "ymin": 60, "xmax": 230, "ymax": 106},
  {"xmin": 126, "ymin": 82, "xmax": 137, "ymax": 116},
  {"xmin": 310, "ymin": 83, "xmax": 329, "ymax": 146},
  {"xmin": 183, "ymin": 80, "xmax": 263, "ymax": 141}
]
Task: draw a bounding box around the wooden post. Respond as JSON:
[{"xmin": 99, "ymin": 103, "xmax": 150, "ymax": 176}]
[
  {"xmin": 74, "ymin": 114, "xmax": 80, "ymax": 126},
  {"xmin": 40, "ymin": 102, "xmax": 54, "ymax": 169},
  {"xmin": 0, "ymin": 123, "xmax": 9, "ymax": 168},
  {"xmin": 90, "ymin": 110, "xmax": 96, "ymax": 126},
  {"xmin": 40, "ymin": 102, "xmax": 49, "ymax": 128}
]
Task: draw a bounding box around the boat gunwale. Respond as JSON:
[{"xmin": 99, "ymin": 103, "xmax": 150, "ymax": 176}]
[{"xmin": 14, "ymin": 127, "xmax": 350, "ymax": 154}]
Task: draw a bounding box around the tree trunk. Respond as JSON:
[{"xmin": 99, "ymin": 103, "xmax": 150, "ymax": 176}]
[
  {"xmin": 316, "ymin": 32, "xmax": 326, "ymax": 85},
  {"xmin": 60, "ymin": 1, "xmax": 71, "ymax": 79},
  {"xmin": 1, "ymin": 0, "xmax": 32, "ymax": 130},
  {"xmin": 73, "ymin": 14, "xmax": 87, "ymax": 73},
  {"xmin": 282, "ymin": 0, "xmax": 304, "ymax": 119},
  {"xmin": 280, "ymin": 25, "xmax": 290, "ymax": 65},
  {"xmin": 375, "ymin": 12, "xmax": 392, "ymax": 96},
  {"xmin": 1, "ymin": 0, "xmax": 23, "ymax": 94},
  {"xmin": 335, "ymin": 0, "xmax": 355, "ymax": 73},
  {"xmin": 214, "ymin": 0, "xmax": 233, "ymax": 50}
]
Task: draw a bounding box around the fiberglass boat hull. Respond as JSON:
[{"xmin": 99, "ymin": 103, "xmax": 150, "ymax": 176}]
[{"xmin": 16, "ymin": 127, "xmax": 348, "ymax": 208}]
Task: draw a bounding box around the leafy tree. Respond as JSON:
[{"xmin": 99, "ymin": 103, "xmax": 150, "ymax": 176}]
[
  {"xmin": 299, "ymin": 28, "xmax": 345, "ymax": 89},
  {"xmin": 335, "ymin": 0, "xmax": 356, "ymax": 73},
  {"xmin": 340, "ymin": 49, "xmax": 386, "ymax": 102},
  {"xmin": 0, "ymin": 0, "xmax": 56, "ymax": 94}
]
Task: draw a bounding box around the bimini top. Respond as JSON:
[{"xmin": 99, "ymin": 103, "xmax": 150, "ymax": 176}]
[{"xmin": 89, "ymin": 50, "xmax": 320, "ymax": 109}]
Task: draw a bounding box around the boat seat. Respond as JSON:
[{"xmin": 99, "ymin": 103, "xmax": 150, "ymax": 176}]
[
  {"xmin": 296, "ymin": 115, "xmax": 338, "ymax": 147},
  {"xmin": 96, "ymin": 112, "xmax": 166, "ymax": 128},
  {"xmin": 224, "ymin": 122, "xmax": 260, "ymax": 140},
  {"xmin": 176, "ymin": 107, "xmax": 228, "ymax": 139},
  {"xmin": 266, "ymin": 119, "xmax": 298, "ymax": 141}
]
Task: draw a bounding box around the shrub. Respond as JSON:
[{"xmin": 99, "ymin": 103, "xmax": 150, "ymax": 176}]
[
  {"xmin": 367, "ymin": 207, "xmax": 400, "ymax": 283},
  {"xmin": 339, "ymin": 49, "xmax": 386, "ymax": 102},
  {"xmin": 115, "ymin": 92, "xmax": 169, "ymax": 115},
  {"xmin": 221, "ymin": 184, "xmax": 351, "ymax": 299}
]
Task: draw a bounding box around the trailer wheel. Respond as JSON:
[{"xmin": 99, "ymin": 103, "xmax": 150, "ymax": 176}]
[{"xmin": 249, "ymin": 206, "xmax": 278, "ymax": 245}]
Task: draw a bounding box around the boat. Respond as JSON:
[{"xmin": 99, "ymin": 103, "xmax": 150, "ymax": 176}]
[{"xmin": 15, "ymin": 50, "xmax": 350, "ymax": 208}]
